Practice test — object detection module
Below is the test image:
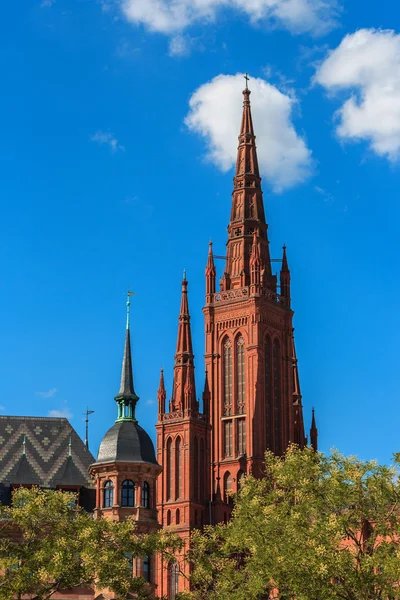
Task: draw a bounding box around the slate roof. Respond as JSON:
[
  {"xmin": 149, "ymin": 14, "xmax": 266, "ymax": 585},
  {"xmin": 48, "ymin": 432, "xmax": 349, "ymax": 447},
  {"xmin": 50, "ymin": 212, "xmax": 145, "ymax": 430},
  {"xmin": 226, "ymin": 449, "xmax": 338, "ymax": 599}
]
[
  {"xmin": 0, "ymin": 416, "xmax": 95, "ymax": 507},
  {"xmin": 96, "ymin": 420, "xmax": 157, "ymax": 465}
]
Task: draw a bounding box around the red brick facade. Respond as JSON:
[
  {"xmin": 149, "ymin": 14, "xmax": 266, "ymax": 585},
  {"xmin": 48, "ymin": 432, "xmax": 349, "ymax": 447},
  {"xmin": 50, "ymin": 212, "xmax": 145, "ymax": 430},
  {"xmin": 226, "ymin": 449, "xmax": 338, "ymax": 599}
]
[{"xmin": 155, "ymin": 85, "xmax": 311, "ymax": 597}]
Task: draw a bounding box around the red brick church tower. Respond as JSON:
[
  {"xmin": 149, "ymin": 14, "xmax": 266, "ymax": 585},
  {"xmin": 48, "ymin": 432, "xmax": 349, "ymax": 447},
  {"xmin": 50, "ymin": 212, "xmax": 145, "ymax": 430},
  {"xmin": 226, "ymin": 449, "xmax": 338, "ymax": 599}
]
[
  {"xmin": 203, "ymin": 83, "xmax": 308, "ymax": 523},
  {"xmin": 156, "ymin": 82, "xmax": 314, "ymax": 598}
]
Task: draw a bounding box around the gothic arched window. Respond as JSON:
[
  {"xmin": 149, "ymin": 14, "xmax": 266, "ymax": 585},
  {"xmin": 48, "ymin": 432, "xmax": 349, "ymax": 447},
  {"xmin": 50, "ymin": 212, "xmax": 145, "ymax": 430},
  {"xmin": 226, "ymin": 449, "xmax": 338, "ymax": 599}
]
[
  {"xmin": 169, "ymin": 562, "xmax": 179, "ymax": 600},
  {"xmin": 166, "ymin": 438, "xmax": 172, "ymax": 501},
  {"xmin": 103, "ymin": 480, "xmax": 114, "ymax": 508},
  {"xmin": 223, "ymin": 339, "xmax": 232, "ymax": 416},
  {"xmin": 176, "ymin": 508, "xmax": 180, "ymax": 525},
  {"xmin": 236, "ymin": 336, "xmax": 245, "ymax": 414},
  {"xmin": 193, "ymin": 437, "xmax": 199, "ymax": 500},
  {"xmin": 141, "ymin": 481, "xmax": 150, "ymax": 508},
  {"xmin": 237, "ymin": 469, "xmax": 245, "ymax": 492},
  {"xmin": 175, "ymin": 437, "xmax": 182, "ymax": 500},
  {"xmin": 223, "ymin": 471, "xmax": 232, "ymax": 504},
  {"xmin": 273, "ymin": 338, "xmax": 281, "ymax": 454},
  {"xmin": 265, "ymin": 336, "xmax": 272, "ymax": 449},
  {"xmin": 199, "ymin": 438, "xmax": 205, "ymax": 500},
  {"xmin": 166, "ymin": 509, "xmax": 171, "ymax": 525},
  {"xmin": 121, "ymin": 479, "xmax": 134, "ymax": 507}
]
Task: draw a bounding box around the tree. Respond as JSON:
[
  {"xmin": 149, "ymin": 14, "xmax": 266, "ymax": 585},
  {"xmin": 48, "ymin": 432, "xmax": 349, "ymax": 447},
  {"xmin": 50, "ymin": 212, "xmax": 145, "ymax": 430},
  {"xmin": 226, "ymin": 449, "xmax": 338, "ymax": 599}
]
[
  {"xmin": 0, "ymin": 487, "xmax": 181, "ymax": 600},
  {"xmin": 183, "ymin": 446, "xmax": 400, "ymax": 600}
]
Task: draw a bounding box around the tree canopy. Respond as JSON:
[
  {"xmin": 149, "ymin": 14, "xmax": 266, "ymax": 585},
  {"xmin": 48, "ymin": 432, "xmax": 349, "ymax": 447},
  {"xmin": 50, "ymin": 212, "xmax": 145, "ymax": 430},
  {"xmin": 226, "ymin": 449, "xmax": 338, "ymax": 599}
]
[
  {"xmin": 183, "ymin": 446, "xmax": 400, "ymax": 600},
  {"xmin": 0, "ymin": 486, "xmax": 180, "ymax": 600}
]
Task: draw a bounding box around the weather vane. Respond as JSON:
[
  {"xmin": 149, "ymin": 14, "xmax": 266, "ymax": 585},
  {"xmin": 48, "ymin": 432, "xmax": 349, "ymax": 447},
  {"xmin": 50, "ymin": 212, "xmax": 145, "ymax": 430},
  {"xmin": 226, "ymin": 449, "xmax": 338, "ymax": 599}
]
[
  {"xmin": 83, "ymin": 408, "xmax": 94, "ymax": 450},
  {"xmin": 126, "ymin": 288, "xmax": 136, "ymax": 329}
]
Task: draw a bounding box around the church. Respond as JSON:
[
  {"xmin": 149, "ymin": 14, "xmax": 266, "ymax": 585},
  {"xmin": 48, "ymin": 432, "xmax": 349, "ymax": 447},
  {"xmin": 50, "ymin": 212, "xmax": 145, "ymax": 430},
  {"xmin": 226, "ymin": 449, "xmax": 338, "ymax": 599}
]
[{"xmin": 0, "ymin": 83, "xmax": 318, "ymax": 599}]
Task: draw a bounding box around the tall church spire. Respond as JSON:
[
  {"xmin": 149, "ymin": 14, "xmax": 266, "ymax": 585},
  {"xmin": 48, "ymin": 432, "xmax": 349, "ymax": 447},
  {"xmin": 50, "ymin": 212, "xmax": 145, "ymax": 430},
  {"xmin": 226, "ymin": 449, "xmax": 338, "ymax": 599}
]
[
  {"xmin": 115, "ymin": 293, "xmax": 139, "ymax": 421},
  {"xmin": 224, "ymin": 82, "xmax": 273, "ymax": 291},
  {"xmin": 171, "ymin": 273, "xmax": 197, "ymax": 415}
]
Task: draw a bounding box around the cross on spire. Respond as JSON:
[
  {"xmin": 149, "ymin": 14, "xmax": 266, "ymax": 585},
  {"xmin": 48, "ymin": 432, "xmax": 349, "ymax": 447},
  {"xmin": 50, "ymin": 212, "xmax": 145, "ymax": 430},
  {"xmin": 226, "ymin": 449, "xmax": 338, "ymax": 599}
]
[{"xmin": 244, "ymin": 72, "xmax": 249, "ymax": 89}]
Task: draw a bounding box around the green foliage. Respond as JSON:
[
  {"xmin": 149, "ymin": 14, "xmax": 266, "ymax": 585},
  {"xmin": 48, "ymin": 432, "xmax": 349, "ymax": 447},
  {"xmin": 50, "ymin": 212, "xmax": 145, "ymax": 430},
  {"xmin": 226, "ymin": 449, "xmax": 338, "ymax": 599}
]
[
  {"xmin": 0, "ymin": 487, "xmax": 181, "ymax": 600},
  {"xmin": 184, "ymin": 446, "xmax": 400, "ymax": 600}
]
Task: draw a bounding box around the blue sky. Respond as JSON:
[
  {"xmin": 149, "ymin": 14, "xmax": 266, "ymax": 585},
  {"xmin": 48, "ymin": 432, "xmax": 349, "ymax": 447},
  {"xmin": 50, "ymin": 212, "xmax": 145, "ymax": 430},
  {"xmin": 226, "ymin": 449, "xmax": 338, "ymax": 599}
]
[{"xmin": 0, "ymin": 0, "xmax": 398, "ymax": 465}]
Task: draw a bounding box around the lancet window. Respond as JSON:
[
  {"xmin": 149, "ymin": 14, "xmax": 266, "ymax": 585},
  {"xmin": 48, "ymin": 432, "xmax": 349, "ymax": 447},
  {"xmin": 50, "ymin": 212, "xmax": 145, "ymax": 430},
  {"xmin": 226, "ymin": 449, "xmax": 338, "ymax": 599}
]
[
  {"xmin": 273, "ymin": 339, "xmax": 281, "ymax": 454},
  {"xmin": 193, "ymin": 437, "xmax": 199, "ymax": 500},
  {"xmin": 236, "ymin": 336, "xmax": 245, "ymax": 414},
  {"xmin": 199, "ymin": 438, "xmax": 205, "ymax": 500},
  {"xmin": 175, "ymin": 437, "xmax": 182, "ymax": 500},
  {"xmin": 169, "ymin": 563, "xmax": 179, "ymax": 600},
  {"xmin": 224, "ymin": 471, "xmax": 233, "ymax": 504},
  {"xmin": 223, "ymin": 339, "xmax": 233, "ymax": 416},
  {"xmin": 166, "ymin": 438, "xmax": 172, "ymax": 501},
  {"xmin": 265, "ymin": 336, "xmax": 272, "ymax": 449}
]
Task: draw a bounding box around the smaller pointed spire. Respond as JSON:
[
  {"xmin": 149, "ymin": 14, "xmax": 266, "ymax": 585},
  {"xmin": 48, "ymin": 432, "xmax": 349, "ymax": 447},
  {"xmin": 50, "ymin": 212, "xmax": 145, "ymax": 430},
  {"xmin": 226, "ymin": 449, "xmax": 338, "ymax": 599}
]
[
  {"xmin": 310, "ymin": 408, "xmax": 318, "ymax": 451},
  {"xmin": 281, "ymin": 245, "xmax": 289, "ymax": 272},
  {"xmin": 171, "ymin": 276, "xmax": 197, "ymax": 413},
  {"xmin": 202, "ymin": 370, "xmax": 211, "ymax": 417},
  {"xmin": 158, "ymin": 369, "xmax": 166, "ymax": 418},
  {"xmin": 280, "ymin": 245, "xmax": 291, "ymax": 305},
  {"xmin": 205, "ymin": 241, "xmax": 216, "ymax": 300}
]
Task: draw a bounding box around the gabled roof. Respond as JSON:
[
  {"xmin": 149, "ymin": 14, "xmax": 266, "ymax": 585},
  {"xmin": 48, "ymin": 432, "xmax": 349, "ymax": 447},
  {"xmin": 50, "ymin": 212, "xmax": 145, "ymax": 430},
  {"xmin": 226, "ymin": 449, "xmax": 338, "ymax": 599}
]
[{"xmin": 0, "ymin": 416, "xmax": 95, "ymax": 489}]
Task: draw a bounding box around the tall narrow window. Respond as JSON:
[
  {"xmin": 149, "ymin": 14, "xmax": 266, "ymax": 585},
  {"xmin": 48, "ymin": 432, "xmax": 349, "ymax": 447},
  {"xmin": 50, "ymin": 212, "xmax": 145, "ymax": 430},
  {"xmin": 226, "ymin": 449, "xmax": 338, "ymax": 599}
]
[
  {"xmin": 236, "ymin": 336, "xmax": 245, "ymax": 414},
  {"xmin": 169, "ymin": 562, "xmax": 179, "ymax": 600},
  {"xmin": 121, "ymin": 479, "xmax": 135, "ymax": 507},
  {"xmin": 175, "ymin": 437, "xmax": 182, "ymax": 500},
  {"xmin": 141, "ymin": 481, "xmax": 150, "ymax": 508},
  {"xmin": 223, "ymin": 420, "xmax": 233, "ymax": 457},
  {"xmin": 103, "ymin": 480, "xmax": 114, "ymax": 508},
  {"xmin": 143, "ymin": 555, "xmax": 151, "ymax": 583},
  {"xmin": 273, "ymin": 339, "xmax": 281, "ymax": 454},
  {"xmin": 223, "ymin": 471, "xmax": 232, "ymax": 504},
  {"xmin": 237, "ymin": 470, "xmax": 245, "ymax": 491},
  {"xmin": 223, "ymin": 339, "xmax": 232, "ymax": 416},
  {"xmin": 265, "ymin": 337, "xmax": 272, "ymax": 449},
  {"xmin": 176, "ymin": 508, "xmax": 180, "ymax": 525},
  {"xmin": 166, "ymin": 438, "xmax": 172, "ymax": 501},
  {"xmin": 193, "ymin": 437, "xmax": 199, "ymax": 500},
  {"xmin": 237, "ymin": 418, "xmax": 246, "ymax": 456},
  {"xmin": 199, "ymin": 438, "xmax": 205, "ymax": 500}
]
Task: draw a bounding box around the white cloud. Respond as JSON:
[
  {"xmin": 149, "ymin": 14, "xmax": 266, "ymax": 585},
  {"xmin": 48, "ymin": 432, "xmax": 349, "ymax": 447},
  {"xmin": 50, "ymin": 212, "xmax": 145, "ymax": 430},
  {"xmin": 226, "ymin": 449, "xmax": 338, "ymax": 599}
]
[
  {"xmin": 90, "ymin": 131, "xmax": 125, "ymax": 153},
  {"xmin": 185, "ymin": 73, "xmax": 313, "ymax": 192},
  {"xmin": 0, "ymin": 405, "xmax": 5, "ymax": 412},
  {"xmin": 48, "ymin": 407, "xmax": 72, "ymax": 419},
  {"xmin": 40, "ymin": 0, "xmax": 55, "ymax": 7},
  {"xmin": 36, "ymin": 388, "xmax": 57, "ymax": 398},
  {"xmin": 315, "ymin": 29, "xmax": 400, "ymax": 161},
  {"xmin": 121, "ymin": 0, "xmax": 340, "ymax": 39}
]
